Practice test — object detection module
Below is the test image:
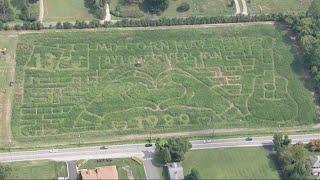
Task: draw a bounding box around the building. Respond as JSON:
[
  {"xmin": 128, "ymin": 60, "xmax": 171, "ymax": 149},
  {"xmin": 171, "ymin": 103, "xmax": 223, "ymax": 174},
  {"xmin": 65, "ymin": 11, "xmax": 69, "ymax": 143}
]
[
  {"xmin": 166, "ymin": 162, "xmax": 184, "ymax": 180},
  {"xmin": 80, "ymin": 166, "xmax": 118, "ymax": 180},
  {"xmin": 310, "ymin": 155, "xmax": 320, "ymax": 179}
]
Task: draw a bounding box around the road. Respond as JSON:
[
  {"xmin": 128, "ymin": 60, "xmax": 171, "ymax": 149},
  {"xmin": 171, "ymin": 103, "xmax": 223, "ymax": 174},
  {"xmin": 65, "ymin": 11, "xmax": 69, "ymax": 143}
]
[
  {"xmin": 0, "ymin": 134, "xmax": 318, "ymax": 179},
  {"xmin": 0, "ymin": 133, "xmax": 319, "ymax": 163}
]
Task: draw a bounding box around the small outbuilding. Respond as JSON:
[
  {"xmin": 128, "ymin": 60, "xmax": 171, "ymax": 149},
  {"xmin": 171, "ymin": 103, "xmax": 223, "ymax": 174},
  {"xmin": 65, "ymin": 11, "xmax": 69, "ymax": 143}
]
[
  {"xmin": 166, "ymin": 162, "xmax": 184, "ymax": 180},
  {"xmin": 310, "ymin": 155, "xmax": 320, "ymax": 179}
]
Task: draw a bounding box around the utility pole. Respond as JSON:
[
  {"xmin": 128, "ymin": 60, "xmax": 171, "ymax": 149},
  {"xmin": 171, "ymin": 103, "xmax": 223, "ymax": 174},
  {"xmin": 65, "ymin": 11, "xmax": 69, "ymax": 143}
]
[{"xmin": 77, "ymin": 133, "xmax": 81, "ymax": 147}]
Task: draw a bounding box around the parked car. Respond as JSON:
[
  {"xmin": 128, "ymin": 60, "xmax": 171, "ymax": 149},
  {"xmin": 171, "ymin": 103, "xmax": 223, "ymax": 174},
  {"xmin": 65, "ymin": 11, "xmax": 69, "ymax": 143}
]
[
  {"xmin": 49, "ymin": 149, "xmax": 59, "ymax": 153},
  {"xmin": 245, "ymin": 137, "xmax": 253, "ymax": 141},
  {"xmin": 203, "ymin": 139, "xmax": 213, "ymax": 143},
  {"xmin": 145, "ymin": 143, "xmax": 153, "ymax": 147},
  {"xmin": 100, "ymin": 146, "xmax": 108, "ymax": 150}
]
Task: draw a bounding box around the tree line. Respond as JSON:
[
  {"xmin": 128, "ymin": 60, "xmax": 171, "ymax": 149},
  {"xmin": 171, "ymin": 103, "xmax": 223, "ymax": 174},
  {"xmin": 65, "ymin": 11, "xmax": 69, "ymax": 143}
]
[
  {"xmin": 0, "ymin": 14, "xmax": 277, "ymax": 31},
  {"xmin": 277, "ymin": 0, "xmax": 320, "ymax": 105}
]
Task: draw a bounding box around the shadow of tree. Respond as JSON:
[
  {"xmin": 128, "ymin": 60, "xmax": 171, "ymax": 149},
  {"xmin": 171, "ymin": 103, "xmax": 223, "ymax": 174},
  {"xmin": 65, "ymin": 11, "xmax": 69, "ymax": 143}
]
[{"xmin": 262, "ymin": 144, "xmax": 286, "ymax": 180}]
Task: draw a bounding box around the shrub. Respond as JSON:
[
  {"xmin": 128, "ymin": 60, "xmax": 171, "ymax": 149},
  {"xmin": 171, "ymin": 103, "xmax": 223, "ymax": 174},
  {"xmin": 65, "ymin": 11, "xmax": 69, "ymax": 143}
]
[
  {"xmin": 177, "ymin": 2, "xmax": 190, "ymax": 12},
  {"xmin": 62, "ymin": 22, "xmax": 73, "ymax": 29},
  {"xmin": 307, "ymin": 139, "xmax": 320, "ymax": 152},
  {"xmin": 142, "ymin": 0, "xmax": 169, "ymax": 14}
]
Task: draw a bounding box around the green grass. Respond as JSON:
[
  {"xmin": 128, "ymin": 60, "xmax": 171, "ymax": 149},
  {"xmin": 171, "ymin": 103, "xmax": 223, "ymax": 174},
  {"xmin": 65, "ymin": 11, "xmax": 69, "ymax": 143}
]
[
  {"xmin": 78, "ymin": 158, "xmax": 146, "ymax": 180},
  {"xmin": 110, "ymin": 0, "xmax": 234, "ymax": 19},
  {"xmin": 4, "ymin": 160, "xmax": 67, "ymax": 179},
  {"xmin": 12, "ymin": 24, "xmax": 317, "ymax": 144},
  {"xmin": 182, "ymin": 147, "xmax": 279, "ymax": 179},
  {"xmin": 247, "ymin": 0, "xmax": 312, "ymax": 15},
  {"xmin": 0, "ymin": 33, "xmax": 16, "ymax": 93},
  {"xmin": 43, "ymin": 0, "xmax": 95, "ymax": 21},
  {"xmin": 161, "ymin": 0, "xmax": 234, "ymax": 18}
]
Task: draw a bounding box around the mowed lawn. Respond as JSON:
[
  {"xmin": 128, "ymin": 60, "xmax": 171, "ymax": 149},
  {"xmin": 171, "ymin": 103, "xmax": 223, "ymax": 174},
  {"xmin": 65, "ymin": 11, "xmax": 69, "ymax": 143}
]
[
  {"xmin": 247, "ymin": 0, "xmax": 312, "ymax": 15},
  {"xmin": 44, "ymin": 0, "xmax": 95, "ymax": 21},
  {"xmin": 0, "ymin": 32, "xmax": 18, "ymax": 93},
  {"xmin": 182, "ymin": 147, "xmax": 279, "ymax": 179},
  {"xmin": 109, "ymin": 0, "xmax": 234, "ymax": 19},
  {"xmin": 12, "ymin": 24, "xmax": 317, "ymax": 144},
  {"xmin": 78, "ymin": 158, "xmax": 146, "ymax": 179},
  {"xmin": 161, "ymin": 0, "xmax": 234, "ymax": 17},
  {"xmin": 4, "ymin": 160, "xmax": 67, "ymax": 179}
]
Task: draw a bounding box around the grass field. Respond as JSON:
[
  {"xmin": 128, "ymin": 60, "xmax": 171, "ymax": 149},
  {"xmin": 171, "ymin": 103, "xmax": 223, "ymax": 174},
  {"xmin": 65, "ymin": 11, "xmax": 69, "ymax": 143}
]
[
  {"xmin": 78, "ymin": 158, "xmax": 146, "ymax": 179},
  {"xmin": 247, "ymin": 0, "xmax": 312, "ymax": 15},
  {"xmin": 110, "ymin": 0, "xmax": 234, "ymax": 19},
  {"xmin": 11, "ymin": 24, "xmax": 316, "ymax": 144},
  {"xmin": 4, "ymin": 160, "xmax": 67, "ymax": 179},
  {"xmin": 182, "ymin": 147, "xmax": 279, "ymax": 179},
  {"xmin": 43, "ymin": 0, "xmax": 95, "ymax": 21},
  {"xmin": 0, "ymin": 32, "xmax": 18, "ymax": 145},
  {"xmin": 0, "ymin": 33, "xmax": 18, "ymax": 93}
]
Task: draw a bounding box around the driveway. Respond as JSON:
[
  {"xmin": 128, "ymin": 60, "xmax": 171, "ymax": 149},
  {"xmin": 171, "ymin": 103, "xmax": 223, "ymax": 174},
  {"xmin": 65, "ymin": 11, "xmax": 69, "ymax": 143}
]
[{"xmin": 66, "ymin": 161, "xmax": 78, "ymax": 180}]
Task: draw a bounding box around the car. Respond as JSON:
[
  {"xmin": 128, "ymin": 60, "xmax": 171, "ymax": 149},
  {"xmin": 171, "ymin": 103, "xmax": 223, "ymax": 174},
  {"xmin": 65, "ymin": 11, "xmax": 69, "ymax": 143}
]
[
  {"xmin": 203, "ymin": 139, "xmax": 213, "ymax": 143},
  {"xmin": 245, "ymin": 137, "xmax": 253, "ymax": 141},
  {"xmin": 145, "ymin": 143, "xmax": 153, "ymax": 147},
  {"xmin": 49, "ymin": 149, "xmax": 58, "ymax": 153},
  {"xmin": 100, "ymin": 146, "xmax": 108, "ymax": 150}
]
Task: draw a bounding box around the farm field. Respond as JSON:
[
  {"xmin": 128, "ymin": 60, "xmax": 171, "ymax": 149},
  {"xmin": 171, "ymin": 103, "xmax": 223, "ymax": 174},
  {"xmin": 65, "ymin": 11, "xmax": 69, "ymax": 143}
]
[
  {"xmin": 43, "ymin": 0, "xmax": 95, "ymax": 22},
  {"xmin": 78, "ymin": 158, "xmax": 146, "ymax": 179},
  {"xmin": 11, "ymin": 24, "xmax": 316, "ymax": 144},
  {"xmin": 4, "ymin": 160, "xmax": 67, "ymax": 179},
  {"xmin": 182, "ymin": 147, "xmax": 279, "ymax": 179},
  {"xmin": 247, "ymin": 0, "xmax": 312, "ymax": 15}
]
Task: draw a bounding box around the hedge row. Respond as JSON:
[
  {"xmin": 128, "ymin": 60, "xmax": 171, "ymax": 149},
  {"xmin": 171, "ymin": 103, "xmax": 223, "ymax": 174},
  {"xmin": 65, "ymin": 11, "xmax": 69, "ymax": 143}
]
[{"xmin": 0, "ymin": 14, "xmax": 281, "ymax": 31}]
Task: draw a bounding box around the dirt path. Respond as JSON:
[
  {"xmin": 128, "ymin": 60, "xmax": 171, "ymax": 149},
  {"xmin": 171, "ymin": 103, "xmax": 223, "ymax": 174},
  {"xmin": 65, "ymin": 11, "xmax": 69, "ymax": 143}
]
[
  {"xmin": 104, "ymin": 3, "xmax": 111, "ymax": 22},
  {"xmin": 241, "ymin": 0, "xmax": 248, "ymax": 15},
  {"xmin": 39, "ymin": 0, "xmax": 44, "ymax": 23},
  {"xmin": 234, "ymin": 0, "xmax": 241, "ymax": 15},
  {"xmin": 0, "ymin": 33, "xmax": 18, "ymax": 145},
  {"xmin": 44, "ymin": 21, "xmax": 275, "ymax": 34}
]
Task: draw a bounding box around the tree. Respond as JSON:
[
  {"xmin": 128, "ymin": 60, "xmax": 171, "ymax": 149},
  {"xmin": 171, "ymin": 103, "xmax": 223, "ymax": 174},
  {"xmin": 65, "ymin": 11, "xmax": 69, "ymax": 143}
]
[
  {"xmin": 167, "ymin": 138, "xmax": 192, "ymax": 162},
  {"xmin": 84, "ymin": 0, "xmax": 108, "ymax": 19},
  {"xmin": 0, "ymin": 164, "xmax": 11, "ymax": 180},
  {"xmin": 308, "ymin": 0, "xmax": 320, "ymax": 18},
  {"xmin": 142, "ymin": 0, "xmax": 169, "ymax": 14},
  {"xmin": 62, "ymin": 22, "xmax": 73, "ymax": 29},
  {"xmin": 177, "ymin": 2, "xmax": 190, "ymax": 12},
  {"xmin": 0, "ymin": 0, "xmax": 14, "ymax": 22},
  {"xmin": 155, "ymin": 137, "xmax": 192, "ymax": 164},
  {"xmin": 307, "ymin": 139, "xmax": 320, "ymax": 152},
  {"xmin": 273, "ymin": 133, "xmax": 291, "ymax": 152},
  {"xmin": 185, "ymin": 169, "xmax": 200, "ymax": 180},
  {"xmin": 277, "ymin": 143, "xmax": 313, "ymax": 180},
  {"xmin": 161, "ymin": 147, "xmax": 172, "ymax": 163}
]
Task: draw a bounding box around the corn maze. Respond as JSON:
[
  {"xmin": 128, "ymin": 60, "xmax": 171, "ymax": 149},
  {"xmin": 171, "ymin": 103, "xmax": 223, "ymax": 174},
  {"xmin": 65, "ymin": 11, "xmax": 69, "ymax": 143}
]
[{"xmin": 12, "ymin": 25, "xmax": 316, "ymax": 141}]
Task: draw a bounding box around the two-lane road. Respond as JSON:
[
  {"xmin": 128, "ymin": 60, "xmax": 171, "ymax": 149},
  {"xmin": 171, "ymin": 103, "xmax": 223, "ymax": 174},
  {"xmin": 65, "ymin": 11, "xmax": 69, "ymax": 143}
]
[{"xmin": 0, "ymin": 134, "xmax": 318, "ymax": 162}]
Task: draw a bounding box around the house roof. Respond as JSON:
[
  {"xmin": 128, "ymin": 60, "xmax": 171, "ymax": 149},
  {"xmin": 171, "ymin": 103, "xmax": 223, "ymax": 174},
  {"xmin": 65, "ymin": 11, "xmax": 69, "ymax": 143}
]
[
  {"xmin": 166, "ymin": 162, "xmax": 184, "ymax": 180},
  {"xmin": 310, "ymin": 156, "xmax": 320, "ymax": 168},
  {"xmin": 80, "ymin": 166, "xmax": 118, "ymax": 180}
]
